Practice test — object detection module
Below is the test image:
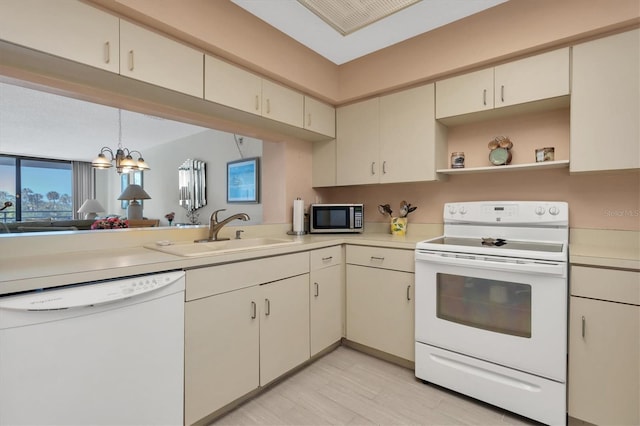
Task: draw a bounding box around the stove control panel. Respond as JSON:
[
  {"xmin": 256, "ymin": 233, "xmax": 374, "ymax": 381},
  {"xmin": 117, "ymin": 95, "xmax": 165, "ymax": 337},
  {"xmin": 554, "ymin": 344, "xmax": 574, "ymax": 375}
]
[{"xmin": 444, "ymin": 201, "xmax": 568, "ymax": 225}]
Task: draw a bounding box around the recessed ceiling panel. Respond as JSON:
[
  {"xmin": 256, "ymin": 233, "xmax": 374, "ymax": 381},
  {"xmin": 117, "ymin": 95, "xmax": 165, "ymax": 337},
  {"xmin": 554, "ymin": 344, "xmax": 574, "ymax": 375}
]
[
  {"xmin": 297, "ymin": 0, "xmax": 421, "ymax": 35},
  {"xmin": 231, "ymin": 0, "xmax": 509, "ymax": 64}
]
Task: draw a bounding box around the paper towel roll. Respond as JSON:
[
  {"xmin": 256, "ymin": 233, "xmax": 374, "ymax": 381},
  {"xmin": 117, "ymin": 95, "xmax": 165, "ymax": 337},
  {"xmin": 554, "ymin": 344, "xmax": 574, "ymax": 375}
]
[{"xmin": 293, "ymin": 198, "xmax": 304, "ymax": 233}]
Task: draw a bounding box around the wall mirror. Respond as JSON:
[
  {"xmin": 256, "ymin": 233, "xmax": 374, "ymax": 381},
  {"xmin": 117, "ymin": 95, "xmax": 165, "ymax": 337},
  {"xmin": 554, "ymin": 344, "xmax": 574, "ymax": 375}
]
[{"xmin": 179, "ymin": 159, "xmax": 207, "ymax": 212}]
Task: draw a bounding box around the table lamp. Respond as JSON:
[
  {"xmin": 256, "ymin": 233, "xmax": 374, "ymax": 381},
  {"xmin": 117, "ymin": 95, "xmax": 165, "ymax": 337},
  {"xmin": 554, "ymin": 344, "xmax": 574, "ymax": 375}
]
[
  {"xmin": 117, "ymin": 184, "xmax": 151, "ymax": 220},
  {"xmin": 77, "ymin": 199, "xmax": 106, "ymax": 220}
]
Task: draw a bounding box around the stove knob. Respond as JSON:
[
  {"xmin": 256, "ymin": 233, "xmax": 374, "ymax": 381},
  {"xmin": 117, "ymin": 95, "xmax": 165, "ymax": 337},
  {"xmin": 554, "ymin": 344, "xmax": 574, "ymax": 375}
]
[
  {"xmin": 549, "ymin": 206, "xmax": 560, "ymax": 215},
  {"xmin": 448, "ymin": 205, "xmax": 457, "ymax": 214},
  {"xmin": 459, "ymin": 206, "xmax": 467, "ymax": 215},
  {"xmin": 535, "ymin": 206, "xmax": 546, "ymax": 216}
]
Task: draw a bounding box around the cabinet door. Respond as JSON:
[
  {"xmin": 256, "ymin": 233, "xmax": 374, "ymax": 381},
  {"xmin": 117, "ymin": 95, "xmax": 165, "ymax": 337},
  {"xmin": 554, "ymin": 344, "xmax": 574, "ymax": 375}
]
[
  {"xmin": 262, "ymin": 80, "xmax": 304, "ymax": 128},
  {"xmin": 120, "ymin": 20, "xmax": 203, "ymax": 98},
  {"xmin": 336, "ymin": 98, "xmax": 380, "ymax": 185},
  {"xmin": 494, "ymin": 48, "xmax": 569, "ymax": 108},
  {"xmin": 379, "ymin": 84, "xmax": 444, "ymax": 183},
  {"xmin": 346, "ymin": 265, "xmax": 415, "ymax": 361},
  {"xmin": 260, "ymin": 274, "xmax": 310, "ymax": 385},
  {"xmin": 204, "ymin": 55, "xmax": 262, "ymax": 116},
  {"xmin": 435, "ymin": 68, "xmax": 494, "ymax": 118},
  {"xmin": 184, "ymin": 286, "xmax": 259, "ymax": 425},
  {"xmin": 571, "ymin": 29, "xmax": 640, "ymax": 172},
  {"xmin": 569, "ymin": 297, "xmax": 639, "ymax": 425},
  {"xmin": 0, "ymin": 0, "xmax": 119, "ymax": 73},
  {"xmin": 304, "ymin": 97, "xmax": 335, "ymax": 137},
  {"xmin": 310, "ymin": 264, "xmax": 344, "ymax": 356}
]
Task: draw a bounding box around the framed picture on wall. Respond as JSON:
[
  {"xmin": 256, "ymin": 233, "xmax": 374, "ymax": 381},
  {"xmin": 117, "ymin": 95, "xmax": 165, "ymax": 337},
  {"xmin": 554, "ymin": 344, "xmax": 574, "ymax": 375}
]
[
  {"xmin": 227, "ymin": 157, "xmax": 260, "ymax": 203},
  {"xmin": 120, "ymin": 171, "xmax": 143, "ymax": 209}
]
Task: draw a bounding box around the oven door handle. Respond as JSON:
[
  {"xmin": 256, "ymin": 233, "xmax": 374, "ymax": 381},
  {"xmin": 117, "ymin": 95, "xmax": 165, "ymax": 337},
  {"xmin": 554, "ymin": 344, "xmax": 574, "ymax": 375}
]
[{"xmin": 415, "ymin": 250, "xmax": 566, "ymax": 276}]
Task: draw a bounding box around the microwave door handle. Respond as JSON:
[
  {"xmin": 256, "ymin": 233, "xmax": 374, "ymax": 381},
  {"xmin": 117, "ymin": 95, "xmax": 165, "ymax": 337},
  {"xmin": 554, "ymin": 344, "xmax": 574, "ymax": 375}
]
[
  {"xmin": 415, "ymin": 251, "xmax": 565, "ymax": 276},
  {"xmin": 349, "ymin": 207, "xmax": 354, "ymax": 229}
]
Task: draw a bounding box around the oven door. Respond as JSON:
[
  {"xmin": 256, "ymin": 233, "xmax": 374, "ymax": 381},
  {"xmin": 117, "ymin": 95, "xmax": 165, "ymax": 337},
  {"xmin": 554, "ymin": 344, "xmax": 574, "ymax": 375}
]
[{"xmin": 415, "ymin": 249, "xmax": 567, "ymax": 381}]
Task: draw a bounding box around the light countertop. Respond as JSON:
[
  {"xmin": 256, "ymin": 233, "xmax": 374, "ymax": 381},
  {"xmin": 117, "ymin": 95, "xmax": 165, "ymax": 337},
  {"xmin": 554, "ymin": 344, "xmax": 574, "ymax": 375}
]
[{"xmin": 1, "ymin": 225, "xmax": 637, "ymax": 295}]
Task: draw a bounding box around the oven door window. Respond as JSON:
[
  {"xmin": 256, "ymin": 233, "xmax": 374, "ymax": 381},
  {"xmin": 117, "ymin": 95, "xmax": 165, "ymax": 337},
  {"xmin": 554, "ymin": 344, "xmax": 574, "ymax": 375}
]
[{"xmin": 436, "ymin": 273, "xmax": 532, "ymax": 338}]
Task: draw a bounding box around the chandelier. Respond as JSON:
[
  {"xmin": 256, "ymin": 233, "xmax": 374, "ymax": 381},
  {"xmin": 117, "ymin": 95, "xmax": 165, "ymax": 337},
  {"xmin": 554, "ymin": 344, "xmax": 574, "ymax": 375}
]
[{"xmin": 92, "ymin": 109, "xmax": 150, "ymax": 174}]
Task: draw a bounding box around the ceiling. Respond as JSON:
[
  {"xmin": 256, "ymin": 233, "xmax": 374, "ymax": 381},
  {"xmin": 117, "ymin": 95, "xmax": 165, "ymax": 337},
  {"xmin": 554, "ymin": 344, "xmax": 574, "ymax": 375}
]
[
  {"xmin": 231, "ymin": 0, "xmax": 509, "ymax": 65},
  {"xmin": 0, "ymin": 82, "xmax": 209, "ymax": 162},
  {"xmin": 0, "ymin": 0, "xmax": 509, "ymax": 162}
]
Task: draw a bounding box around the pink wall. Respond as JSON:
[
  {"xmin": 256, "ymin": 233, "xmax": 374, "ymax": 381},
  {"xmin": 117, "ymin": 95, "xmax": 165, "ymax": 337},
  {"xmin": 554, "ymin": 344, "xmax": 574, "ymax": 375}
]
[{"xmin": 317, "ymin": 169, "xmax": 640, "ymax": 231}]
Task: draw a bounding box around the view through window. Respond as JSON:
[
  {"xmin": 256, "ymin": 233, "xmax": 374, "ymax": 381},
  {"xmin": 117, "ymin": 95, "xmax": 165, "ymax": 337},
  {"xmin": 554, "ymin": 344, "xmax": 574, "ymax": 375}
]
[{"xmin": 0, "ymin": 156, "xmax": 73, "ymax": 222}]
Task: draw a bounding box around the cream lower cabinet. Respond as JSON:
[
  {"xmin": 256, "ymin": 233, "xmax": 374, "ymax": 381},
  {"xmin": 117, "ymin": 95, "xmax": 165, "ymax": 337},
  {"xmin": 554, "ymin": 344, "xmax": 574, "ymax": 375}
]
[
  {"xmin": 346, "ymin": 246, "xmax": 415, "ymax": 361},
  {"xmin": 0, "ymin": 0, "xmax": 119, "ymax": 73},
  {"xmin": 309, "ymin": 246, "xmax": 344, "ymax": 356},
  {"xmin": 260, "ymin": 274, "xmax": 310, "ymax": 385},
  {"xmin": 570, "ymin": 29, "xmax": 639, "ymax": 172},
  {"xmin": 568, "ymin": 266, "xmax": 640, "ymax": 425},
  {"xmin": 184, "ymin": 252, "xmax": 309, "ymax": 425}
]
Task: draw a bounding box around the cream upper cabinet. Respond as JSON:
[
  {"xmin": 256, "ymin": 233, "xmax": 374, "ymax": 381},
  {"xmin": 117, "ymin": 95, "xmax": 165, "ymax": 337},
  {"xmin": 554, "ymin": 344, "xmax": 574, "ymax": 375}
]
[
  {"xmin": 346, "ymin": 246, "xmax": 415, "ymax": 362},
  {"xmin": 204, "ymin": 55, "xmax": 262, "ymax": 115},
  {"xmin": 379, "ymin": 83, "xmax": 446, "ymax": 183},
  {"xmin": 336, "ymin": 98, "xmax": 380, "ymax": 185},
  {"xmin": 309, "ymin": 246, "xmax": 344, "ymax": 356},
  {"xmin": 119, "ymin": 20, "xmax": 203, "ymax": 98},
  {"xmin": 336, "ymin": 84, "xmax": 444, "ymax": 186},
  {"xmin": 262, "ymin": 79, "xmax": 304, "ymax": 128},
  {"xmin": 0, "ymin": 0, "xmax": 119, "ymax": 73},
  {"xmin": 494, "ymin": 48, "xmax": 569, "ymax": 108},
  {"xmin": 435, "ymin": 68, "xmax": 494, "ymax": 118},
  {"xmin": 568, "ymin": 266, "xmax": 640, "ymax": 426},
  {"xmin": 436, "ymin": 48, "xmax": 570, "ymax": 119},
  {"xmin": 260, "ymin": 274, "xmax": 310, "ymax": 385},
  {"xmin": 570, "ymin": 29, "xmax": 640, "ymax": 172},
  {"xmin": 304, "ymin": 97, "xmax": 336, "ymax": 137},
  {"xmin": 205, "ymin": 55, "xmax": 304, "ymax": 127}
]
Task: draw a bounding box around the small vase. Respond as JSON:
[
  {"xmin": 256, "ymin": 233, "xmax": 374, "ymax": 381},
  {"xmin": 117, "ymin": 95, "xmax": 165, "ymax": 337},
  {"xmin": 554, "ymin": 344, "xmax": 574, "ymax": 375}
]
[{"xmin": 390, "ymin": 217, "xmax": 407, "ymax": 236}]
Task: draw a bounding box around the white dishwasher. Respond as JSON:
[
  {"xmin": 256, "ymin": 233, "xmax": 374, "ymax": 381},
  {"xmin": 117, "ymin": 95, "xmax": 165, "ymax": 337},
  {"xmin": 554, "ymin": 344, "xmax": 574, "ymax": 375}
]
[{"xmin": 0, "ymin": 270, "xmax": 185, "ymax": 426}]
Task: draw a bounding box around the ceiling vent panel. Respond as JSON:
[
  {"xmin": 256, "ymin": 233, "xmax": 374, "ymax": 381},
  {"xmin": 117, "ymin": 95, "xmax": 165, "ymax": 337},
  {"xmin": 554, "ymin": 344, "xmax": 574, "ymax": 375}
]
[{"xmin": 297, "ymin": 0, "xmax": 422, "ymax": 36}]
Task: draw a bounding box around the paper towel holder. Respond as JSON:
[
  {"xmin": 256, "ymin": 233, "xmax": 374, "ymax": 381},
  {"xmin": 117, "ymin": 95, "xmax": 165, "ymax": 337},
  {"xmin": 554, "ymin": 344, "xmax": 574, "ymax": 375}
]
[{"xmin": 288, "ymin": 197, "xmax": 307, "ymax": 236}]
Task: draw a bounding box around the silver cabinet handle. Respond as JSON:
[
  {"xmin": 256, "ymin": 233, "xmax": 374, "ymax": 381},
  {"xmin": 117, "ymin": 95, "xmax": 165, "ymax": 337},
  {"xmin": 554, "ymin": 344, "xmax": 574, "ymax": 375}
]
[
  {"xmin": 483, "ymin": 89, "xmax": 487, "ymax": 106},
  {"xmin": 371, "ymin": 162, "xmax": 376, "ymax": 175},
  {"xmin": 307, "ymin": 112, "xmax": 312, "ymax": 127},
  {"xmin": 255, "ymin": 95, "xmax": 260, "ymax": 111},
  {"xmin": 406, "ymin": 285, "xmax": 411, "ymax": 301},
  {"xmin": 370, "ymin": 256, "xmax": 385, "ymax": 262},
  {"xmin": 104, "ymin": 41, "xmax": 110, "ymax": 64},
  {"xmin": 265, "ymin": 298, "xmax": 271, "ymax": 316},
  {"xmin": 581, "ymin": 315, "xmax": 586, "ymax": 338},
  {"xmin": 251, "ymin": 301, "xmax": 257, "ymax": 319},
  {"xmin": 128, "ymin": 50, "xmax": 134, "ymax": 71},
  {"xmin": 322, "ymin": 256, "xmax": 333, "ymax": 262},
  {"xmin": 382, "ymin": 161, "xmax": 387, "ymax": 174},
  {"xmin": 266, "ymin": 99, "xmax": 271, "ymax": 114},
  {"xmin": 314, "ymin": 282, "xmax": 319, "ymax": 297},
  {"xmin": 501, "ymin": 85, "xmax": 505, "ymax": 103}
]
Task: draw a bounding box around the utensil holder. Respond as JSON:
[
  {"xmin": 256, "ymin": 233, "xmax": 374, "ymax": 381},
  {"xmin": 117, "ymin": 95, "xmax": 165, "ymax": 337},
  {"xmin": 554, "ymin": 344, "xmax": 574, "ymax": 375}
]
[{"xmin": 391, "ymin": 217, "xmax": 407, "ymax": 236}]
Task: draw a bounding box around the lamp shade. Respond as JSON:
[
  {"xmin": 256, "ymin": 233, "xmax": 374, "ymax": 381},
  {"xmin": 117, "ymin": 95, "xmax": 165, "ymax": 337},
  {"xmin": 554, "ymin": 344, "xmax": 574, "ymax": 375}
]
[
  {"xmin": 77, "ymin": 199, "xmax": 105, "ymax": 220},
  {"xmin": 117, "ymin": 184, "xmax": 151, "ymax": 201}
]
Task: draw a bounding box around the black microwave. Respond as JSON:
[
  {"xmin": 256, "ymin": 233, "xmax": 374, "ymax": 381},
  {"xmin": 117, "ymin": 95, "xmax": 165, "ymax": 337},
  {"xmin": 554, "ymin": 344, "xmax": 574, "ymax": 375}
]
[{"xmin": 309, "ymin": 204, "xmax": 364, "ymax": 233}]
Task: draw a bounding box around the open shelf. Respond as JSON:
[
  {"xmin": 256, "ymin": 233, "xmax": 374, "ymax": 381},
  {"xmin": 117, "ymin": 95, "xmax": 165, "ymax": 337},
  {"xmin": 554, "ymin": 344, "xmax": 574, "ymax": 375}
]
[{"xmin": 437, "ymin": 160, "xmax": 570, "ymax": 175}]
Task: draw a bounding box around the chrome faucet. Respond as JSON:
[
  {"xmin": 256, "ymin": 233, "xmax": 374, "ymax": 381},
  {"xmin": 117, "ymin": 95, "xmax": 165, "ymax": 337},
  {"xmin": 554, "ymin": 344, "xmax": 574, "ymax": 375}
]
[{"xmin": 206, "ymin": 209, "xmax": 250, "ymax": 241}]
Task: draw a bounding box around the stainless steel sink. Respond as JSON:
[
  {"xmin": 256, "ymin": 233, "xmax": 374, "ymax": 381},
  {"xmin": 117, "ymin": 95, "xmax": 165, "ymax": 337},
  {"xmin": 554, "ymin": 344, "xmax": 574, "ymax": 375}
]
[{"xmin": 145, "ymin": 237, "xmax": 301, "ymax": 257}]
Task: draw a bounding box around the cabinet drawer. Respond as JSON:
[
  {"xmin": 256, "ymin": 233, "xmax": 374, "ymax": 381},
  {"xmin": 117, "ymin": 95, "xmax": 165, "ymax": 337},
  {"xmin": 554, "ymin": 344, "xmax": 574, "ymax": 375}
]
[
  {"xmin": 310, "ymin": 246, "xmax": 343, "ymax": 270},
  {"xmin": 186, "ymin": 252, "xmax": 310, "ymax": 300},
  {"xmin": 571, "ymin": 266, "xmax": 640, "ymax": 305},
  {"xmin": 346, "ymin": 245, "xmax": 414, "ymax": 272}
]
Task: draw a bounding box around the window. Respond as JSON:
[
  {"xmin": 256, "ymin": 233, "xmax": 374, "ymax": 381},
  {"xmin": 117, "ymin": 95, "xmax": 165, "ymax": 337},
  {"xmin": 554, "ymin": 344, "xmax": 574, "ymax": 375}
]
[{"xmin": 0, "ymin": 155, "xmax": 73, "ymax": 222}]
